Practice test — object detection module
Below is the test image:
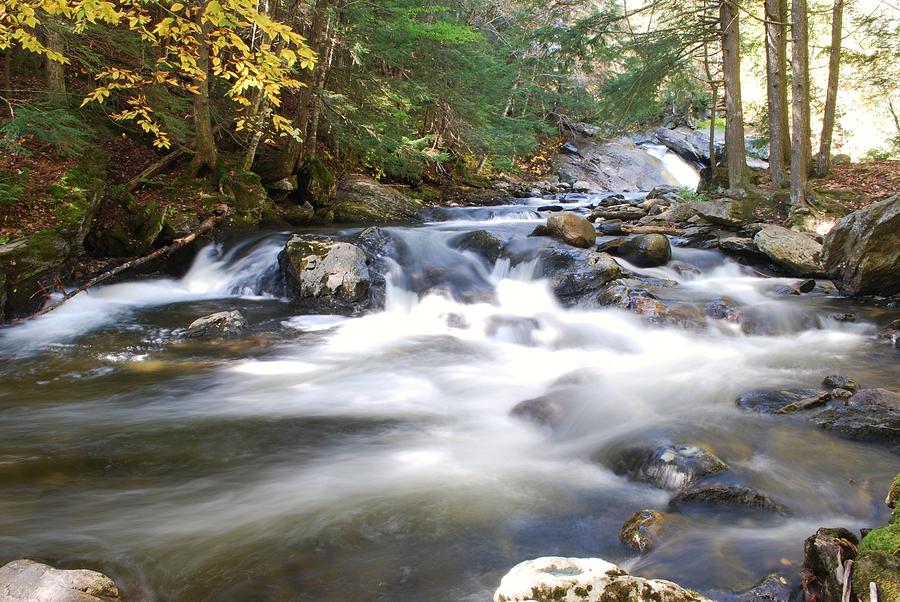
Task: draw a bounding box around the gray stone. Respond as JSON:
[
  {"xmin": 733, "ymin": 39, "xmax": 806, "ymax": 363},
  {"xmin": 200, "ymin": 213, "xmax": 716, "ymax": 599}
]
[
  {"xmin": 669, "ymin": 485, "xmax": 789, "ymax": 514},
  {"xmin": 537, "ymin": 248, "xmax": 624, "ymax": 304},
  {"xmin": 753, "ymin": 225, "xmax": 824, "ymax": 277},
  {"xmin": 813, "ymin": 388, "xmax": 900, "ymax": 453},
  {"xmin": 614, "ymin": 234, "xmax": 672, "ymax": 267},
  {"xmin": 185, "ymin": 310, "xmax": 248, "ymax": 339},
  {"xmin": 611, "ymin": 443, "xmax": 727, "ymax": 490},
  {"xmin": 279, "ymin": 235, "xmax": 371, "ymax": 306},
  {"xmin": 802, "ymin": 528, "xmax": 858, "ymax": 602},
  {"xmin": 554, "ymin": 135, "xmax": 681, "ymax": 193},
  {"xmin": 692, "ymin": 198, "xmax": 747, "ymax": 227},
  {"xmin": 822, "ymin": 196, "xmax": 900, "ymax": 296},
  {"xmin": 0, "ymin": 559, "xmax": 121, "ymax": 601},
  {"xmin": 546, "ymin": 213, "xmax": 597, "ymax": 249},
  {"xmin": 619, "ymin": 509, "xmax": 668, "ymax": 553}
]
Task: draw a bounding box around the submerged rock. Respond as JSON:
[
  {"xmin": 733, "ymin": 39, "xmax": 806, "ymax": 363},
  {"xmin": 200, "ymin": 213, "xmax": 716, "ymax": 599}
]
[
  {"xmin": 611, "ymin": 443, "xmax": 727, "ymax": 491},
  {"xmin": 670, "ymin": 485, "xmax": 788, "ymax": 514},
  {"xmin": 729, "ymin": 573, "xmax": 794, "ymax": 602},
  {"xmin": 753, "ymin": 225, "xmax": 823, "ymax": 277},
  {"xmin": 279, "ymin": 235, "xmax": 371, "ymax": 308},
  {"xmin": 822, "ymin": 195, "xmax": 900, "ymax": 296},
  {"xmin": 0, "ymin": 559, "xmax": 121, "ymax": 601},
  {"xmin": 546, "ymin": 213, "xmax": 597, "ymax": 248},
  {"xmin": 185, "ymin": 310, "xmax": 248, "ymax": 339},
  {"xmin": 619, "ymin": 509, "xmax": 668, "ymax": 553},
  {"xmin": 493, "ymin": 556, "xmax": 712, "ymax": 602},
  {"xmin": 510, "ymin": 396, "xmax": 569, "ymax": 428},
  {"xmin": 734, "ymin": 388, "xmax": 823, "ymax": 414},
  {"xmin": 813, "ymin": 388, "xmax": 900, "ymax": 453},
  {"xmin": 822, "ymin": 375, "xmax": 859, "ymax": 392},
  {"xmin": 612, "ymin": 233, "xmax": 672, "ymax": 267},
  {"xmin": 802, "ymin": 527, "xmax": 858, "ymax": 602},
  {"xmin": 449, "ymin": 229, "xmax": 505, "ymax": 264}
]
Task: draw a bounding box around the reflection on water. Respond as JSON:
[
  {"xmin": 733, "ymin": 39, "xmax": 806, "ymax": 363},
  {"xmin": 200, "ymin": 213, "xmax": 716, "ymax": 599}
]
[{"xmin": 0, "ymin": 200, "xmax": 897, "ymax": 600}]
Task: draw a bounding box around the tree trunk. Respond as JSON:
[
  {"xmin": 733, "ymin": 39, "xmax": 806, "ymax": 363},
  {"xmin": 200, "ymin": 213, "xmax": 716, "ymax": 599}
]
[
  {"xmin": 764, "ymin": 0, "xmax": 790, "ymax": 187},
  {"xmin": 275, "ymin": 0, "xmax": 330, "ymax": 178},
  {"xmin": 2, "ymin": 49, "xmax": 11, "ymax": 99},
  {"xmin": 189, "ymin": 4, "xmax": 218, "ymax": 178},
  {"xmin": 720, "ymin": 0, "xmax": 747, "ymax": 194},
  {"xmin": 790, "ymin": 0, "xmax": 811, "ymax": 211},
  {"xmin": 45, "ymin": 26, "xmax": 66, "ymax": 107},
  {"xmin": 708, "ymin": 84, "xmax": 718, "ymax": 183},
  {"xmin": 816, "ymin": 0, "xmax": 843, "ymax": 177},
  {"xmin": 302, "ymin": 30, "xmax": 336, "ymax": 161}
]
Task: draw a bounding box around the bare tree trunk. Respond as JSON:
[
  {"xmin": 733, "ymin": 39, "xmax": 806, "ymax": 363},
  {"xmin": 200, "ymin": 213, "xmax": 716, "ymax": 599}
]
[
  {"xmin": 242, "ymin": 89, "xmax": 268, "ymax": 170},
  {"xmin": 275, "ymin": 0, "xmax": 330, "ymax": 178},
  {"xmin": 708, "ymin": 84, "xmax": 718, "ymax": 182},
  {"xmin": 45, "ymin": 26, "xmax": 66, "ymax": 107},
  {"xmin": 816, "ymin": 0, "xmax": 843, "ymax": 177},
  {"xmin": 2, "ymin": 49, "xmax": 11, "ymax": 99},
  {"xmin": 302, "ymin": 30, "xmax": 336, "ymax": 161},
  {"xmin": 764, "ymin": 0, "xmax": 790, "ymax": 186},
  {"xmin": 720, "ymin": 0, "xmax": 747, "ymax": 194},
  {"xmin": 189, "ymin": 4, "xmax": 218, "ymax": 178},
  {"xmin": 790, "ymin": 0, "xmax": 811, "ymax": 211}
]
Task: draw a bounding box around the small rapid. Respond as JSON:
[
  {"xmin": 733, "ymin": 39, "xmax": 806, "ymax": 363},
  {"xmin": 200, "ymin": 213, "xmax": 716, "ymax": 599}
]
[{"xmin": 0, "ymin": 195, "xmax": 896, "ymax": 600}]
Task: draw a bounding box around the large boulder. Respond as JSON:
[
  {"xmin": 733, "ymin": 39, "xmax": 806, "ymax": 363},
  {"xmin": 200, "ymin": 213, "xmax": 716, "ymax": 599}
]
[
  {"xmin": 449, "ymin": 230, "xmax": 505, "ymax": 264},
  {"xmin": 813, "ymin": 388, "xmax": 900, "ymax": 454},
  {"xmin": 802, "ymin": 528, "xmax": 858, "ymax": 602},
  {"xmin": 493, "ymin": 557, "xmax": 711, "ymax": 602},
  {"xmin": 612, "ymin": 234, "xmax": 671, "ymax": 267},
  {"xmin": 753, "ymin": 225, "xmax": 823, "ymax": 277},
  {"xmin": 0, "ymin": 559, "xmax": 121, "ymax": 601},
  {"xmin": 332, "ymin": 174, "xmax": 422, "ymax": 223},
  {"xmin": 535, "ymin": 247, "xmax": 624, "ymax": 304},
  {"xmin": 610, "ymin": 443, "xmax": 727, "ymax": 491},
  {"xmin": 279, "ymin": 235, "xmax": 371, "ymax": 308},
  {"xmin": 691, "ymin": 198, "xmax": 747, "ymax": 227},
  {"xmin": 822, "ymin": 196, "xmax": 900, "ymax": 296},
  {"xmin": 546, "ymin": 213, "xmax": 597, "ymax": 248},
  {"xmin": 554, "ymin": 135, "xmax": 681, "ymax": 192}
]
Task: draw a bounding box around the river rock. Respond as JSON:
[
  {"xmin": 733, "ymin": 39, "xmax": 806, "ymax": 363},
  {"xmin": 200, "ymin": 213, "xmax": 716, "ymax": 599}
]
[
  {"xmin": 734, "ymin": 389, "xmax": 824, "ymax": 414},
  {"xmin": 611, "ymin": 443, "xmax": 727, "ymax": 491},
  {"xmin": 546, "ymin": 213, "xmax": 597, "ymax": 248},
  {"xmin": 692, "ymin": 198, "xmax": 746, "ymax": 227},
  {"xmin": 802, "ymin": 527, "xmax": 858, "ymax": 602},
  {"xmin": 493, "ymin": 556, "xmax": 712, "ymax": 602},
  {"xmin": 449, "ymin": 230, "xmax": 505, "ymax": 264},
  {"xmin": 728, "ymin": 574, "xmax": 794, "ymax": 602},
  {"xmin": 185, "ymin": 310, "xmax": 248, "ymax": 339},
  {"xmin": 822, "ymin": 195, "xmax": 900, "ymax": 296},
  {"xmin": 718, "ymin": 236, "xmax": 763, "ymax": 258},
  {"xmin": 612, "ymin": 234, "xmax": 671, "ymax": 267},
  {"xmin": 822, "ymin": 375, "xmax": 859, "ymax": 392},
  {"xmin": 753, "ymin": 225, "xmax": 823, "ymax": 277},
  {"xmin": 0, "ymin": 559, "xmax": 121, "ymax": 601},
  {"xmin": 332, "ymin": 174, "xmax": 422, "ymax": 223},
  {"xmin": 537, "ymin": 248, "xmax": 624, "ymax": 304},
  {"xmin": 510, "ymin": 395, "xmax": 569, "ymax": 428},
  {"xmin": 597, "ymin": 281, "xmax": 669, "ymax": 322},
  {"xmin": 669, "ymin": 485, "xmax": 788, "ymax": 514},
  {"xmin": 619, "ymin": 509, "xmax": 668, "ymax": 553},
  {"xmin": 813, "ymin": 388, "xmax": 900, "ymax": 453},
  {"xmin": 852, "ymin": 552, "xmax": 900, "ymax": 602},
  {"xmin": 554, "ymin": 135, "xmax": 681, "ymax": 192},
  {"xmin": 279, "ymin": 235, "xmax": 371, "ymax": 306}
]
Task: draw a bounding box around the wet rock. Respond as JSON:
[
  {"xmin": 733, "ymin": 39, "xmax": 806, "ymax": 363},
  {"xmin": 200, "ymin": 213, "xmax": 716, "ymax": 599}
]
[
  {"xmin": 823, "ymin": 375, "xmax": 859, "ymax": 392},
  {"xmin": 537, "ymin": 205, "xmax": 564, "ymax": 212},
  {"xmin": 611, "ymin": 444, "xmax": 727, "ymax": 491},
  {"xmin": 282, "ymin": 201, "xmax": 315, "ymax": 226},
  {"xmin": 887, "ymin": 474, "xmax": 900, "ymax": 508},
  {"xmin": 670, "ymin": 261, "xmax": 701, "ymax": 277},
  {"xmin": 554, "ymin": 135, "xmax": 681, "ymax": 192},
  {"xmin": 718, "ymin": 236, "xmax": 761, "ymax": 257},
  {"xmin": 802, "ymin": 527, "xmax": 858, "ymax": 602},
  {"xmin": 796, "ymin": 278, "xmax": 816, "ymax": 293},
  {"xmin": 598, "ymin": 281, "xmax": 669, "ymax": 322},
  {"xmin": 185, "ymin": 310, "xmax": 248, "ymax": 339},
  {"xmin": 822, "ymin": 195, "xmax": 900, "ymax": 296},
  {"xmin": 692, "ymin": 198, "xmax": 747, "ymax": 227},
  {"xmin": 645, "ymin": 201, "xmax": 698, "ymax": 225},
  {"xmin": 829, "ymin": 388, "xmax": 854, "ymax": 401},
  {"xmin": 753, "ymin": 225, "xmax": 823, "ymax": 277},
  {"xmin": 611, "ymin": 234, "xmax": 672, "ymax": 267},
  {"xmin": 493, "ymin": 556, "xmax": 712, "ymax": 602},
  {"xmin": 832, "ymin": 312, "xmax": 857, "ymax": 322},
  {"xmin": 537, "ymin": 248, "xmax": 624, "ymax": 304},
  {"xmin": 510, "ymin": 396, "xmax": 569, "ymax": 428},
  {"xmin": 880, "ymin": 319, "xmax": 900, "ymax": 348},
  {"xmin": 332, "ymin": 174, "xmax": 422, "ymax": 223},
  {"xmin": 705, "ymin": 298, "xmax": 740, "ymax": 321},
  {"xmin": 597, "ymin": 221, "xmax": 624, "ymax": 235},
  {"xmin": 734, "ymin": 389, "xmax": 824, "ymax": 414},
  {"xmin": 619, "ymin": 509, "xmax": 667, "ymax": 553},
  {"xmin": 588, "ymin": 208, "xmax": 646, "ymax": 222},
  {"xmin": 485, "ymin": 315, "xmax": 541, "ymax": 344},
  {"xmin": 670, "ymin": 485, "xmax": 788, "ymax": 514},
  {"xmin": 729, "ymin": 573, "xmax": 794, "ymax": 602},
  {"xmin": 0, "ymin": 559, "xmax": 121, "ymax": 601},
  {"xmin": 771, "ymin": 284, "xmax": 801, "ymax": 296},
  {"xmin": 449, "ymin": 230, "xmax": 505, "ymax": 264},
  {"xmin": 279, "ymin": 235, "xmax": 371, "ymax": 307},
  {"xmin": 812, "ymin": 388, "xmax": 900, "ymax": 453},
  {"xmin": 546, "ymin": 213, "xmax": 597, "ymax": 248},
  {"xmin": 679, "ymin": 225, "xmax": 717, "ymax": 247}
]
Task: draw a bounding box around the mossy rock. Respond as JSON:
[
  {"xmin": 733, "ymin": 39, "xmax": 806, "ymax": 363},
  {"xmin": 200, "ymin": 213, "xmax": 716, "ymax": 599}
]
[
  {"xmin": 217, "ymin": 170, "xmax": 273, "ymax": 228},
  {"xmin": 888, "ymin": 474, "xmax": 900, "ymax": 510},
  {"xmin": 296, "ymin": 158, "xmax": 336, "ymax": 208},
  {"xmin": 852, "ymin": 551, "xmax": 900, "ymax": 600},
  {"xmin": 859, "ymin": 522, "xmax": 900, "ymax": 555},
  {"xmin": 0, "ymin": 231, "xmax": 71, "ymax": 317},
  {"xmin": 332, "ymin": 174, "xmax": 423, "ymax": 224}
]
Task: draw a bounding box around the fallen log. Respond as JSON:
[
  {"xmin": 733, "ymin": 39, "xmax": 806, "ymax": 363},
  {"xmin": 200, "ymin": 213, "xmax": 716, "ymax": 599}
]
[
  {"xmin": 125, "ymin": 146, "xmax": 192, "ymax": 193},
  {"xmin": 26, "ymin": 204, "xmax": 229, "ymax": 320},
  {"xmin": 621, "ymin": 224, "xmax": 686, "ymax": 236}
]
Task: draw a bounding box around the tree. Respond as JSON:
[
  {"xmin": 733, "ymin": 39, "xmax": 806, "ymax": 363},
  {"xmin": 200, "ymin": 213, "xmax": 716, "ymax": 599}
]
[
  {"xmin": 764, "ymin": 0, "xmax": 789, "ymax": 186},
  {"xmin": 790, "ymin": 0, "xmax": 811, "ymax": 211},
  {"xmin": 720, "ymin": 0, "xmax": 747, "ymax": 194},
  {"xmin": 816, "ymin": 0, "xmax": 843, "ymax": 176}
]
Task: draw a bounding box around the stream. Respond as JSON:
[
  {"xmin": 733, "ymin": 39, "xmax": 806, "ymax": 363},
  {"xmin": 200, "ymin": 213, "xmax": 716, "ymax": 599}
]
[{"xmin": 0, "ymin": 190, "xmax": 898, "ymax": 600}]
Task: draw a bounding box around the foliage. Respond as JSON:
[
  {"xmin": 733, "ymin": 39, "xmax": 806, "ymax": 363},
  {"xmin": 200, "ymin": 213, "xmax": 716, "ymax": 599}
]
[
  {"xmin": 0, "ymin": 172, "xmax": 23, "ymax": 207},
  {"xmin": 678, "ymin": 186, "xmax": 707, "ymax": 202},
  {"xmin": 0, "ymin": 104, "xmax": 93, "ymax": 157}
]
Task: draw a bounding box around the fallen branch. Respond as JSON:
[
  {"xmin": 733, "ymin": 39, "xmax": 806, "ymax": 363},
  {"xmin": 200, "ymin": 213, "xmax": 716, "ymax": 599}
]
[
  {"xmin": 125, "ymin": 146, "xmax": 192, "ymax": 193},
  {"xmin": 841, "ymin": 559, "xmax": 853, "ymax": 602},
  {"xmin": 27, "ymin": 204, "xmax": 229, "ymax": 320},
  {"xmin": 621, "ymin": 224, "xmax": 686, "ymax": 236}
]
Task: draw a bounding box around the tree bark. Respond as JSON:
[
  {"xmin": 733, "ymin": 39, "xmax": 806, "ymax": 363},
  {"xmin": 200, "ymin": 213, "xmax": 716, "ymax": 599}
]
[
  {"xmin": 708, "ymin": 84, "xmax": 718, "ymax": 183},
  {"xmin": 720, "ymin": 0, "xmax": 747, "ymax": 194},
  {"xmin": 302, "ymin": 28, "xmax": 336, "ymax": 160},
  {"xmin": 2, "ymin": 49, "xmax": 11, "ymax": 99},
  {"xmin": 790, "ymin": 0, "xmax": 811, "ymax": 211},
  {"xmin": 45, "ymin": 26, "xmax": 66, "ymax": 107},
  {"xmin": 816, "ymin": 0, "xmax": 843, "ymax": 177},
  {"xmin": 764, "ymin": 0, "xmax": 790, "ymax": 186},
  {"xmin": 189, "ymin": 3, "xmax": 218, "ymax": 178}
]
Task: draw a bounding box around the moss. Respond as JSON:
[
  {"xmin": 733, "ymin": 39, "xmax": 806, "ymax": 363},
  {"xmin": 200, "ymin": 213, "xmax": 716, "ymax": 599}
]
[
  {"xmin": 297, "ymin": 158, "xmax": 336, "ymax": 207},
  {"xmin": 859, "ymin": 523, "xmax": 900, "ymax": 555},
  {"xmin": 852, "ymin": 551, "xmax": 900, "ymax": 600},
  {"xmin": 406, "ymin": 183, "xmax": 441, "ymax": 203},
  {"xmin": 887, "ymin": 473, "xmax": 900, "ymax": 511}
]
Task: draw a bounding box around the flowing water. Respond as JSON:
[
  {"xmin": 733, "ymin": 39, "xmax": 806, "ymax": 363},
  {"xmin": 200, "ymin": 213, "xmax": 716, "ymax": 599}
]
[{"xmin": 0, "ymin": 192, "xmax": 898, "ymax": 601}]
